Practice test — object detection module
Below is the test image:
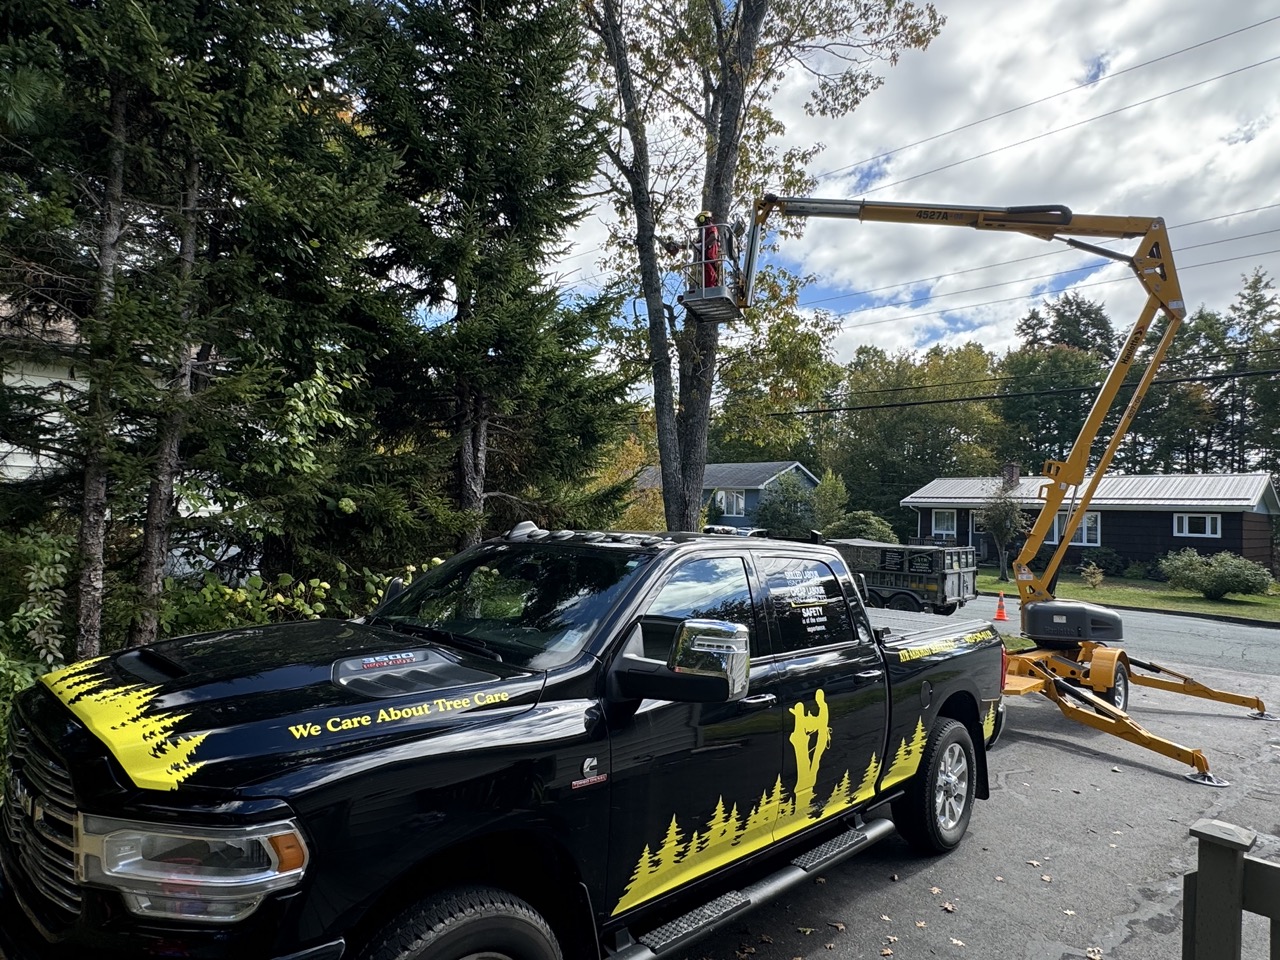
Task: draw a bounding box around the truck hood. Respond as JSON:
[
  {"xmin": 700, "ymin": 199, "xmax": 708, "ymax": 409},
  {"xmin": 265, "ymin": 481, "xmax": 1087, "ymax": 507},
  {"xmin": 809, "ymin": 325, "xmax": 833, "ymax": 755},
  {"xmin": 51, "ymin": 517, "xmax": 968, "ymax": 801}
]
[{"xmin": 40, "ymin": 620, "xmax": 545, "ymax": 794}]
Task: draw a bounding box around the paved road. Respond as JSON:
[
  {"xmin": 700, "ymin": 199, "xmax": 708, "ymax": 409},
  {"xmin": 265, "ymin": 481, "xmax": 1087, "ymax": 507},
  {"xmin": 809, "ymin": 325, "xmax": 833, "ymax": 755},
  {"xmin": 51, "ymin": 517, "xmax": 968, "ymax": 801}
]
[
  {"xmin": 961, "ymin": 593, "xmax": 1280, "ymax": 676},
  {"xmin": 682, "ymin": 609, "xmax": 1280, "ymax": 960}
]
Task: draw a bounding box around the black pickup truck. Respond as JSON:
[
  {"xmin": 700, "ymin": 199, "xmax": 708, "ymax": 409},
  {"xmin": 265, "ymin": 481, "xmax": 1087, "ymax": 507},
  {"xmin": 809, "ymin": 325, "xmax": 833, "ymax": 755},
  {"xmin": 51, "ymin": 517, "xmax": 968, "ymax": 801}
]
[{"xmin": 0, "ymin": 525, "xmax": 1005, "ymax": 960}]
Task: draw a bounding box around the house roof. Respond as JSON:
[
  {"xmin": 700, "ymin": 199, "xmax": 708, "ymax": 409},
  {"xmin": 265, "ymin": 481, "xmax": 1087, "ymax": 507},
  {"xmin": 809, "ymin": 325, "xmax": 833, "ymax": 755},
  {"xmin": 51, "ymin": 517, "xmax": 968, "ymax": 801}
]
[
  {"xmin": 902, "ymin": 473, "xmax": 1280, "ymax": 514},
  {"xmin": 636, "ymin": 461, "xmax": 820, "ymax": 491}
]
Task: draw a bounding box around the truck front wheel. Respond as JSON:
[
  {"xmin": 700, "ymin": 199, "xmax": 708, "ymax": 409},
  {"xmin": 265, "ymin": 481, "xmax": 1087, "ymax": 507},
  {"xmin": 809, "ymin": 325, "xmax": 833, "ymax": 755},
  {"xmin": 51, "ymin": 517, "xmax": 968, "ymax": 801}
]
[
  {"xmin": 362, "ymin": 887, "xmax": 562, "ymax": 960},
  {"xmin": 891, "ymin": 719, "xmax": 975, "ymax": 855}
]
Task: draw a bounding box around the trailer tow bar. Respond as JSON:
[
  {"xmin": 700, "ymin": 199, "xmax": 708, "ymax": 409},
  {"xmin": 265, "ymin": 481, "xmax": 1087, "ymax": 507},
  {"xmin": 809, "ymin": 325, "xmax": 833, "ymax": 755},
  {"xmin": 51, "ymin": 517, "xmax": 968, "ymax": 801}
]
[{"xmin": 1124, "ymin": 655, "xmax": 1279, "ymax": 721}]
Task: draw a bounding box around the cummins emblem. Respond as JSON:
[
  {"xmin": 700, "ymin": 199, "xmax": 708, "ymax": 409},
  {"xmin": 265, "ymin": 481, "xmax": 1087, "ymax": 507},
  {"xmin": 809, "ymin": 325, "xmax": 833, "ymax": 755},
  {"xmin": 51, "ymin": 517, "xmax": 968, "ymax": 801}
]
[{"xmin": 573, "ymin": 757, "xmax": 606, "ymax": 790}]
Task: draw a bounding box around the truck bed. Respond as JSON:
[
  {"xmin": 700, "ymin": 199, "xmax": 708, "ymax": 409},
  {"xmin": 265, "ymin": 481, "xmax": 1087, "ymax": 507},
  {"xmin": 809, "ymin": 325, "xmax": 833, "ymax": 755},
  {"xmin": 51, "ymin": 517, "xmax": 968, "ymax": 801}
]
[{"xmin": 868, "ymin": 608, "xmax": 995, "ymax": 646}]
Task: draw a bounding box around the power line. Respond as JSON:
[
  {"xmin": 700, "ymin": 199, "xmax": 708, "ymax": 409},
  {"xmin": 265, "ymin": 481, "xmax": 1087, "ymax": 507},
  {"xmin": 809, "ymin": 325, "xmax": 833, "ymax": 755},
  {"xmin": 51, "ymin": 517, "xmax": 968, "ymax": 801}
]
[
  {"xmin": 817, "ymin": 345, "xmax": 1280, "ymax": 401},
  {"xmin": 813, "ymin": 15, "xmax": 1280, "ymax": 182},
  {"xmin": 859, "ymin": 55, "xmax": 1280, "ymax": 195},
  {"xmin": 772, "ymin": 368, "xmax": 1280, "ymax": 417},
  {"xmin": 722, "ymin": 246, "xmax": 1280, "ymax": 342}
]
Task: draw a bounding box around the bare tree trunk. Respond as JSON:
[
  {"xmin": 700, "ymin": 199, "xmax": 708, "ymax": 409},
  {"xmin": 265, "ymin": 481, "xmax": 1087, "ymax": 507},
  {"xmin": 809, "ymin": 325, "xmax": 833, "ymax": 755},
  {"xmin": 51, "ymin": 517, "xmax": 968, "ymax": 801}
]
[
  {"xmin": 130, "ymin": 154, "xmax": 200, "ymax": 648},
  {"xmin": 76, "ymin": 89, "xmax": 127, "ymax": 661},
  {"xmin": 456, "ymin": 388, "xmax": 489, "ymax": 548},
  {"xmin": 592, "ymin": 0, "xmax": 770, "ymax": 532},
  {"xmin": 594, "ymin": 0, "xmax": 687, "ymax": 531}
]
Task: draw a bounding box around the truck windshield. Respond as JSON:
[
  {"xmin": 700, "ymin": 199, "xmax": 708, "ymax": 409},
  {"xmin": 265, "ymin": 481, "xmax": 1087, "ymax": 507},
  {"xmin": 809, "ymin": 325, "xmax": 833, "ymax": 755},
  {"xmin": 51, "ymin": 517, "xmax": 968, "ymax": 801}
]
[{"xmin": 373, "ymin": 542, "xmax": 654, "ymax": 669}]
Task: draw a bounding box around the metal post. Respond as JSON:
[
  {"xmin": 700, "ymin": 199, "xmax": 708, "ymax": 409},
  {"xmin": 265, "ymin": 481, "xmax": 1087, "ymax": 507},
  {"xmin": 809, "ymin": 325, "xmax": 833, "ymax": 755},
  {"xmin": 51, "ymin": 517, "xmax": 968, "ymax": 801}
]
[{"xmin": 1188, "ymin": 819, "xmax": 1257, "ymax": 960}]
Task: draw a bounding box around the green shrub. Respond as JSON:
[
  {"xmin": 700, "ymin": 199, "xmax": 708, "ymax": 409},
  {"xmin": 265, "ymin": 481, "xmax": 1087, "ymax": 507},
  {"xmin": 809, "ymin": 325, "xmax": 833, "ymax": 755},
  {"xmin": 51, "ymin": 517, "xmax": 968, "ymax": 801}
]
[
  {"xmin": 159, "ymin": 559, "xmax": 442, "ymax": 639},
  {"xmin": 0, "ymin": 652, "xmax": 46, "ymax": 790},
  {"xmin": 1079, "ymin": 561, "xmax": 1105, "ymax": 589},
  {"xmin": 1079, "ymin": 547, "xmax": 1127, "ymax": 577},
  {"xmin": 1122, "ymin": 561, "xmax": 1150, "ymax": 580},
  {"xmin": 1157, "ymin": 549, "xmax": 1275, "ymax": 600},
  {"xmin": 823, "ymin": 511, "xmax": 899, "ymax": 543}
]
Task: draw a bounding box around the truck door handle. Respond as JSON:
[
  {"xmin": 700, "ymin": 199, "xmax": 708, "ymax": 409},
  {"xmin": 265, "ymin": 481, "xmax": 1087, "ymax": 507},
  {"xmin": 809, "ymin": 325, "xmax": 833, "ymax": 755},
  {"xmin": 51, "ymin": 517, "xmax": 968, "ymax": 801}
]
[
  {"xmin": 856, "ymin": 670, "xmax": 885, "ymax": 680},
  {"xmin": 739, "ymin": 694, "xmax": 777, "ymax": 711}
]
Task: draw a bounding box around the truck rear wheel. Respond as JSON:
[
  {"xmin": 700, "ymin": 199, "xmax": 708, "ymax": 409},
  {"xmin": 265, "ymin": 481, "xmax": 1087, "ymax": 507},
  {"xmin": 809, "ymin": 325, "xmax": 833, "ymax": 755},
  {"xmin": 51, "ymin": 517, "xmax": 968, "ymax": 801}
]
[
  {"xmin": 887, "ymin": 593, "xmax": 922, "ymax": 612},
  {"xmin": 891, "ymin": 719, "xmax": 975, "ymax": 855},
  {"xmin": 362, "ymin": 886, "xmax": 562, "ymax": 960}
]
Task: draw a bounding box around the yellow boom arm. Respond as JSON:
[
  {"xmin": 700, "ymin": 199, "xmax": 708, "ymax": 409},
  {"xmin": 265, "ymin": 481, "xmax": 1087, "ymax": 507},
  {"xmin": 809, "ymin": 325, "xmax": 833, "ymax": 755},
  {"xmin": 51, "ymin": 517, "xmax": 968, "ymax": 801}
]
[{"xmin": 745, "ymin": 194, "xmax": 1188, "ymax": 617}]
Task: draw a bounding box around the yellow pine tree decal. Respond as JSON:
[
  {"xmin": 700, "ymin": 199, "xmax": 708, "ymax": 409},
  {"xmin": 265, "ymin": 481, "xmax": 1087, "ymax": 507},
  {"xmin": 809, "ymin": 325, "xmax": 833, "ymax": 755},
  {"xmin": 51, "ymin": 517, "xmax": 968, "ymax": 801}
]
[
  {"xmin": 822, "ymin": 770, "xmax": 854, "ymax": 816},
  {"xmin": 880, "ymin": 717, "xmax": 927, "ymax": 789},
  {"xmin": 853, "ymin": 752, "xmax": 882, "ymax": 803},
  {"xmin": 611, "ymin": 690, "xmax": 889, "ymax": 916},
  {"xmin": 43, "ymin": 658, "xmax": 208, "ymax": 791},
  {"xmin": 983, "ymin": 703, "xmax": 996, "ymax": 740}
]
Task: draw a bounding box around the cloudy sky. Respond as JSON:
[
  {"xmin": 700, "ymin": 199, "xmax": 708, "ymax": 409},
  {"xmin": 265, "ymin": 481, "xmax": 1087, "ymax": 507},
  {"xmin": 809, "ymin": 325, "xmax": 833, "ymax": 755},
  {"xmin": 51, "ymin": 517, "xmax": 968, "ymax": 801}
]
[{"xmin": 560, "ymin": 0, "xmax": 1280, "ymax": 363}]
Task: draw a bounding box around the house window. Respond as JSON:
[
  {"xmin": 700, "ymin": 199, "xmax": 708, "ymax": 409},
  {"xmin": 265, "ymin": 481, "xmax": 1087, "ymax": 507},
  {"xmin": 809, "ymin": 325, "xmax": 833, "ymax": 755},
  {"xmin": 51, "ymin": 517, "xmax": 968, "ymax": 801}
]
[
  {"xmin": 1048, "ymin": 512, "xmax": 1101, "ymax": 546},
  {"xmin": 932, "ymin": 509, "xmax": 957, "ymax": 538},
  {"xmin": 1174, "ymin": 513, "xmax": 1220, "ymax": 538},
  {"xmin": 715, "ymin": 489, "xmax": 745, "ymax": 517}
]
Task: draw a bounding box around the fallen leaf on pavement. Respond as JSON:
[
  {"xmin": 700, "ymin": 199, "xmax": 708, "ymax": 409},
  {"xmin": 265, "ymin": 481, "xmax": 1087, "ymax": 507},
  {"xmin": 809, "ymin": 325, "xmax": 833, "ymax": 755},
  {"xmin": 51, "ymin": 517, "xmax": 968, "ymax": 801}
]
[
  {"xmin": 890, "ymin": 874, "xmax": 899, "ymax": 882},
  {"xmin": 1026, "ymin": 859, "xmax": 1041, "ymax": 867},
  {"xmin": 915, "ymin": 921, "xmax": 927, "ymax": 928},
  {"xmin": 1063, "ymin": 910, "xmax": 1076, "ymax": 916},
  {"xmin": 950, "ymin": 939, "xmax": 966, "ymax": 947},
  {"xmin": 930, "ymin": 886, "xmax": 942, "ymax": 895},
  {"xmin": 760, "ymin": 935, "xmax": 773, "ymax": 944},
  {"xmin": 815, "ymin": 877, "xmax": 826, "ymax": 885},
  {"xmin": 828, "ymin": 923, "xmax": 845, "ymax": 932},
  {"xmin": 995, "ymin": 876, "xmax": 1004, "ymax": 882},
  {"xmin": 1041, "ymin": 875, "xmax": 1053, "ymax": 883},
  {"xmin": 880, "ymin": 950, "xmax": 893, "ymax": 957},
  {"xmin": 824, "ymin": 944, "xmax": 833, "ymax": 950},
  {"xmin": 880, "ymin": 915, "xmax": 891, "ymax": 922},
  {"xmin": 1086, "ymin": 949, "xmax": 1103, "ymax": 960},
  {"xmin": 942, "ymin": 902, "xmax": 957, "ymax": 913},
  {"xmin": 798, "ymin": 928, "xmax": 814, "ymax": 935},
  {"xmin": 886, "ymin": 936, "xmax": 898, "ymax": 944}
]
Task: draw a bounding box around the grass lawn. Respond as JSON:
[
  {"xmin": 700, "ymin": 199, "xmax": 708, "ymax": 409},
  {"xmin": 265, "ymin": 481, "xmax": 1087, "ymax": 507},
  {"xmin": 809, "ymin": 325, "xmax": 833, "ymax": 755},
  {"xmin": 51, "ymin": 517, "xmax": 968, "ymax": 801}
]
[{"xmin": 977, "ymin": 570, "xmax": 1280, "ymax": 625}]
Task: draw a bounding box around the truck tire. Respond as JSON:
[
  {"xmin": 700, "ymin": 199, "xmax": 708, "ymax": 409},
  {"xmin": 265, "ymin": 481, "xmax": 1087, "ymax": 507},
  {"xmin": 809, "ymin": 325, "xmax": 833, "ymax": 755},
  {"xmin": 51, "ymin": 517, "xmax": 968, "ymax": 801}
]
[
  {"xmin": 934, "ymin": 603, "xmax": 958, "ymax": 616},
  {"xmin": 890, "ymin": 719, "xmax": 975, "ymax": 855},
  {"xmin": 362, "ymin": 886, "xmax": 562, "ymax": 960},
  {"xmin": 887, "ymin": 593, "xmax": 922, "ymax": 612}
]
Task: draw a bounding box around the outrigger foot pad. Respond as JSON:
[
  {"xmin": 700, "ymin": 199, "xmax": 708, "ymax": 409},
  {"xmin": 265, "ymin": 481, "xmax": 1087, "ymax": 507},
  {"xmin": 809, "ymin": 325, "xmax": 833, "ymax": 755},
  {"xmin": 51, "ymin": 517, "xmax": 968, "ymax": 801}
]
[
  {"xmin": 1185, "ymin": 772, "xmax": 1230, "ymax": 787},
  {"xmin": 1248, "ymin": 711, "xmax": 1279, "ymax": 721}
]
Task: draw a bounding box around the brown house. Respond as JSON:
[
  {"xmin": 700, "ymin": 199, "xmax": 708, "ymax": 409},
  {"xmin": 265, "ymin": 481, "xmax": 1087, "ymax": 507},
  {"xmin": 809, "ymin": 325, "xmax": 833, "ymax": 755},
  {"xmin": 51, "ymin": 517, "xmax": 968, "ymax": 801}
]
[{"xmin": 901, "ymin": 473, "xmax": 1279, "ymax": 572}]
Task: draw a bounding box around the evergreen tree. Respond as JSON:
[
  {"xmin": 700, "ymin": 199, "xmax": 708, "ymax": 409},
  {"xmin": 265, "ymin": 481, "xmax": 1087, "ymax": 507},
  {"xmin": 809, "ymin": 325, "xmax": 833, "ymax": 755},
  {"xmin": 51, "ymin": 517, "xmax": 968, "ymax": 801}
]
[{"xmin": 340, "ymin": 0, "xmax": 633, "ymax": 548}]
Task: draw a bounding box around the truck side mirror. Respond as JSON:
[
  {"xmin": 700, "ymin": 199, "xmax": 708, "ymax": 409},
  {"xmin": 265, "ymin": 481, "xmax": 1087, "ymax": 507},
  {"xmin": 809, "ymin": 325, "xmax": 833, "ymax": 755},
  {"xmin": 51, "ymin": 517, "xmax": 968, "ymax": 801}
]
[
  {"xmin": 612, "ymin": 619, "xmax": 750, "ymax": 703},
  {"xmin": 383, "ymin": 576, "xmax": 406, "ymax": 604},
  {"xmin": 669, "ymin": 619, "xmax": 750, "ymax": 699}
]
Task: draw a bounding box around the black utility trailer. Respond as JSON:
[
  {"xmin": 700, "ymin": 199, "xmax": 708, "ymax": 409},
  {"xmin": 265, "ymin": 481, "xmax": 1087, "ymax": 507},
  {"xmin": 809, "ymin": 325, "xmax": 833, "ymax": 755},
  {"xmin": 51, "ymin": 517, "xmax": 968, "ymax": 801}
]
[{"xmin": 829, "ymin": 537, "xmax": 978, "ymax": 614}]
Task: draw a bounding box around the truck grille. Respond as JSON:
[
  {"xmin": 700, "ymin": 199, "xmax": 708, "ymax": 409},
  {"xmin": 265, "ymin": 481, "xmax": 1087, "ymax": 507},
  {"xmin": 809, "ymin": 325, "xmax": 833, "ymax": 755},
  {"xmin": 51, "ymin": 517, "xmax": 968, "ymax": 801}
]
[{"xmin": 2, "ymin": 712, "xmax": 82, "ymax": 917}]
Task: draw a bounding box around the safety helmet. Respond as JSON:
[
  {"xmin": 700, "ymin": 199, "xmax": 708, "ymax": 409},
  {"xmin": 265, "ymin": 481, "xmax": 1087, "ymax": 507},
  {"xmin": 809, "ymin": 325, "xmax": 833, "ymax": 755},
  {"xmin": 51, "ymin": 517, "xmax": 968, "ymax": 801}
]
[{"xmin": 695, "ymin": 210, "xmax": 713, "ymax": 225}]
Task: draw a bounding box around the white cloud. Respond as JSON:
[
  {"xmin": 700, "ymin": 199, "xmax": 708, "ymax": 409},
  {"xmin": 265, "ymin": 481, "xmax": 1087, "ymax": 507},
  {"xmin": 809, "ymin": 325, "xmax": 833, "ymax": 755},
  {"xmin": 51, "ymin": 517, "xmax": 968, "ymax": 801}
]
[{"xmin": 558, "ymin": 0, "xmax": 1280, "ymax": 362}]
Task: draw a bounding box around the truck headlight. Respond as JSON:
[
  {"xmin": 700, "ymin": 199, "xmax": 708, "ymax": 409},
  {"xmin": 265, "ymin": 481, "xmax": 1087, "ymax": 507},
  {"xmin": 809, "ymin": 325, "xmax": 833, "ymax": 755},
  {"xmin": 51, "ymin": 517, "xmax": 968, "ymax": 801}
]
[{"xmin": 79, "ymin": 815, "xmax": 309, "ymax": 923}]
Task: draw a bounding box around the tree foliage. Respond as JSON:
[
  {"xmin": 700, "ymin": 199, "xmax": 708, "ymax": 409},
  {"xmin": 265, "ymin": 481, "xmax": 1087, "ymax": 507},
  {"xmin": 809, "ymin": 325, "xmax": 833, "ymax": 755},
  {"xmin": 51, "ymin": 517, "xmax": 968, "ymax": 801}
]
[
  {"xmin": 584, "ymin": 0, "xmax": 943, "ymax": 531},
  {"xmin": 976, "ymin": 485, "xmax": 1030, "ymax": 581},
  {"xmin": 749, "ymin": 472, "xmax": 816, "ymax": 539}
]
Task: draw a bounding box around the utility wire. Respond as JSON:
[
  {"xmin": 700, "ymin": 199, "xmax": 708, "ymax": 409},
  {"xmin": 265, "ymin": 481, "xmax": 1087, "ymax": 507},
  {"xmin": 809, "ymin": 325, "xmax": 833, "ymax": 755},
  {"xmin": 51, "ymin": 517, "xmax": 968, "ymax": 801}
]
[
  {"xmin": 721, "ymin": 246, "xmax": 1280, "ymax": 343},
  {"xmin": 814, "ymin": 15, "xmax": 1280, "ymax": 181},
  {"xmin": 772, "ymin": 368, "xmax": 1280, "ymax": 417},
  {"xmin": 860, "ymin": 55, "xmax": 1280, "ymax": 195},
  {"xmin": 816, "ymin": 345, "xmax": 1280, "ymax": 401}
]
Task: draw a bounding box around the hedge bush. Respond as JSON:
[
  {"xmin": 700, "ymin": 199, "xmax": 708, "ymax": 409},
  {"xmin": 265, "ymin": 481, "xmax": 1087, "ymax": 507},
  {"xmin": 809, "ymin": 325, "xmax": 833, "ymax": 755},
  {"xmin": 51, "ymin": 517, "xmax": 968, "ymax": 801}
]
[{"xmin": 1157, "ymin": 549, "xmax": 1275, "ymax": 600}]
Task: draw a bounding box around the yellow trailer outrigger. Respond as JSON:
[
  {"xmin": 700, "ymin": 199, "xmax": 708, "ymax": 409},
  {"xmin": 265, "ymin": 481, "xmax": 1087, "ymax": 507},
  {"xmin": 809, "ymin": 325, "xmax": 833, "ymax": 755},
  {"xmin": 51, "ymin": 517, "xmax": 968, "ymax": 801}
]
[{"xmin": 687, "ymin": 194, "xmax": 1278, "ymax": 785}]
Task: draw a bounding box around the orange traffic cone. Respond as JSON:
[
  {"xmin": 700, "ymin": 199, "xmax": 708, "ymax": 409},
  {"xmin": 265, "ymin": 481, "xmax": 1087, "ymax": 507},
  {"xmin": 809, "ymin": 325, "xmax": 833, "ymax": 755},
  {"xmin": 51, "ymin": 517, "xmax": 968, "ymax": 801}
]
[{"xmin": 994, "ymin": 592, "xmax": 1009, "ymax": 622}]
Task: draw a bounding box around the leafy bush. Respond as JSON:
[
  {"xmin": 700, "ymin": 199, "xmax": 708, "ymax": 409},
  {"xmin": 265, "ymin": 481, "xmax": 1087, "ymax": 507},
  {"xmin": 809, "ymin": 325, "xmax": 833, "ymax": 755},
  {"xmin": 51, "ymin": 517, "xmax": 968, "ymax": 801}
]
[
  {"xmin": 1079, "ymin": 547, "xmax": 1126, "ymax": 577},
  {"xmin": 0, "ymin": 652, "xmax": 46, "ymax": 790},
  {"xmin": 1122, "ymin": 561, "xmax": 1152, "ymax": 580},
  {"xmin": 159, "ymin": 559, "xmax": 443, "ymax": 639},
  {"xmin": 823, "ymin": 511, "xmax": 899, "ymax": 543},
  {"xmin": 0, "ymin": 526, "xmax": 74, "ymax": 665},
  {"xmin": 749, "ymin": 473, "xmax": 817, "ymax": 539},
  {"xmin": 1157, "ymin": 549, "xmax": 1275, "ymax": 600},
  {"xmin": 1079, "ymin": 561, "xmax": 1105, "ymax": 589}
]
